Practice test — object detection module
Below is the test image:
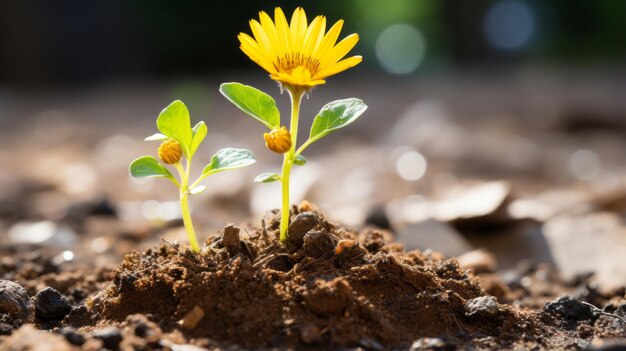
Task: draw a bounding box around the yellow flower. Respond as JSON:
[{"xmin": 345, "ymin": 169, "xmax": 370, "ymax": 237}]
[
  {"xmin": 238, "ymin": 7, "xmax": 362, "ymax": 89},
  {"xmin": 158, "ymin": 139, "xmax": 183, "ymax": 164},
  {"xmin": 264, "ymin": 126, "xmax": 292, "ymax": 154}
]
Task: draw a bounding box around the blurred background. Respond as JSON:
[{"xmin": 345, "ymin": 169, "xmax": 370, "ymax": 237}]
[{"xmin": 1, "ymin": 1, "xmax": 625, "ymax": 290}]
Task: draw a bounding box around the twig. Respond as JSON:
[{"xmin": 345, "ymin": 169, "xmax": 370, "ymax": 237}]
[
  {"xmin": 161, "ymin": 238, "xmax": 180, "ymax": 252},
  {"xmin": 581, "ymin": 301, "xmax": 626, "ymax": 325}
]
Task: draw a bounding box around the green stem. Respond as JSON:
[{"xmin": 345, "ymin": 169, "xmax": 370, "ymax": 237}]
[
  {"xmin": 279, "ymin": 87, "xmax": 304, "ymax": 243},
  {"xmin": 174, "ymin": 161, "xmax": 201, "ymax": 252}
]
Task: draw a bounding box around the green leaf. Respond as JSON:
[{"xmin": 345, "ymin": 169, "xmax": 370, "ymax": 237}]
[
  {"xmin": 156, "ymin": 100, "xmax": 193, "ymax": 158},
  {"xmin": 293, "ymin": 154, "xmax": 306, "ymax": 166},
  {"xmin": 145, "ymin": 133, "xmax": 168, "ymax": 141},
  {"xmin": 308, "ymin": 98, "xmax": 367, "ymax": 145},
  {"xmin": 190, "ymin": 121, "xmax": 207, "ymax": 157},
  {"xmin": 201, "ymin": 148, "xmax": 256, "ymax": 177},
  {"xmin": 220, "ymin": 82, "xmax": 280, "ymax": 130},
  {"xmin": 189, "ymin": 185, "xmax": 207, "ymax": 195},
  {"xmin": 129, "ymin": 156, "xmax": 174, "ymax": 180},
  {"xmin": 254, "ymin": 173, "xmax": 281, "ymax": 183}
]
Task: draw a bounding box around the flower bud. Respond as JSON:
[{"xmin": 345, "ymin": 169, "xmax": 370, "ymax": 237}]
[
  {"xmin": 264, "ymin": 126, "xmax": 292, "ymax": 154},
  {"xmin": 158, "ymin": 139, "xmax": 183, "ymax": 164}
]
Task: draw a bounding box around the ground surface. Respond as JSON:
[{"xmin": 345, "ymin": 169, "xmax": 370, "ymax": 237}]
[{"xmin": 1, "ymin": 72, "xmax": 626, "ymax": 349}]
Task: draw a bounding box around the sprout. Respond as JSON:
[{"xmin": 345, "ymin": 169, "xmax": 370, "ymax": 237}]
[
  {"xmin": 129, "ymin": 100, "xmax": 256, "ymax": 252},
  {"xmin": 221, "ymin": 7, "xmax": 367, "ymax": 243}
]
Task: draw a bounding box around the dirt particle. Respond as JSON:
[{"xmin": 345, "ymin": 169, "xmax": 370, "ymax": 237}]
[
  {"xmin": 302, "ymin": 230, "xmax": 337, "ymax": 258},
  {"xmin": 0, "ymin": 280, "xmax": 33, "ymax": 324},
  {"xmin": 33, "ymin": 287, "xmax": 71, "ymax": 321},
  {"xmin": 179, "ymin": 306, "xmax": 205, "ymax": 330},
  {"xmin": 221, "ymin": 223, "xmax": 240, "ymax": 257},
  {"xmin": 287, "ymin": 212, "xmax": 321, "ymax": 248}
]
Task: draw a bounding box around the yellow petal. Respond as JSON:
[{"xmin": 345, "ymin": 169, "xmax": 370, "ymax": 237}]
[
  {"xmin": 259, "ymin": 11, "xmax": 281, "ymax": 55},
  {"xmin": 312, "ymin": 19, "xmax": 344, "ymax": 64},
  {"xmin": 249, "ymin": 20, "xmax": 275, "ymax": 56},
  {"xmin": 274, "ymin": 7, "xmax": 292, "ymax": 54},
  {"xmin": 303, "ymin": 16, "xmax": 326, "ymax": 57},
  {"xmin": 322, "ymin": 33, "xmax": 360, "ymax": 66},
  {"xmin": 239, "ymin": 41, "xmax": 276, "ymax": 74},
  {"xmin": 289, "ymin": 7, "xmax": 307, "ymax": 52},
  {"xmin": 315, "ymin": 55, "xmax": 362, "ymax": 79}
]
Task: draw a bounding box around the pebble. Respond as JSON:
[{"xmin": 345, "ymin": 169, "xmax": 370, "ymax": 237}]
[
  {"xmin": 543, "ymin": 213, "xmax": 626, "ymax": 293},
  {"xmin": 58, "ymin": 327, "xmax": 85, "ymax": 346},
  {"xmin": 543, "ymin": 295, "xmax": 596, "ymax": 322},
  {"xmin": 33, "ymin": 287, "xmax": 72, "ymax": 321},
  {"xmin": 178, "ymin": 306, "xmax": 205, "ymax": 330},
  {"xmin": 465, "ymin": 296, "xmax": 499, "ymax": 317},
  {"xmin": 92, "ymin": 327, "xmax": 123, "ymax": 350},
  {"xmin": 410, "ymin": 337, "xmax": 449, "ymax": 350},
  {"xmin": 302, "ymin": 230, "xmax": 336, "ymax": 258},
  {"xmin": 0, "ymin": 280, "xmax": 33, "ymax": 323},
  {"xmin": 221, "ymin": 223, "xmax": 240, "ymax": 257},
  {"xmin": 395, "ymin": 219, "xmax": 473, "ymax": 257},
  {"xmin": 457, "ymin": 249, "xmax": 498, "ymax": 274},
  {"xmin": 287, "ymin": 212, "xmax": 320, "ymax": 248}
]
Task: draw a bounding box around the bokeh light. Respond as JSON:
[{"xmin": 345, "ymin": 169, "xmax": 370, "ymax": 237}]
[
  {"xmin": 483, "ymin": 0, "xmax": 536, "ymax": 52},
  {"xmin": 376, "ymin": 24, "xmax": 427, "ymax": 74}
]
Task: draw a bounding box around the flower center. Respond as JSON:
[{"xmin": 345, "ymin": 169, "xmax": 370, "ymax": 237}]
[{"xmin": 274, "ymin": 53, "xmax": 321, "ymax": 76}]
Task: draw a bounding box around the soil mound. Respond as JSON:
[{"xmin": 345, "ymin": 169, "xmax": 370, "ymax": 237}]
[{"xmin": 89, "ymin": 203, "xmax": 539, "ymax": 349}]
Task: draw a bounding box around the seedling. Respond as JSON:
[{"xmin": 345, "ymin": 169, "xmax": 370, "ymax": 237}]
[
  {"xmin": 129, "ymin": 100, "xmax": 255, "ymax": 252},
  {"xmin": 221, "ymin": 7, "xmax": 367, "ymax": 243}
]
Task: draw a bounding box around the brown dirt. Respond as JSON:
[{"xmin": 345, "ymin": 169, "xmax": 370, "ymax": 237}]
[
  {"xmin": 81, "ymin": 203, "xmax": 586, "ymax": 349},
  {"xmin": 1, "ymin": 202, "xmax": 625, "ymax": 350}
]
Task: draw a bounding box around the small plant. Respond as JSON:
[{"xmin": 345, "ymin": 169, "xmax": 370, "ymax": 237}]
[
  {"xmin": 129, "ymin": 100, "xmax": 255, "ymax": 252},
  {"xmin": 221, "ymin": 7, "xmax": 367, "ymax": 243}
]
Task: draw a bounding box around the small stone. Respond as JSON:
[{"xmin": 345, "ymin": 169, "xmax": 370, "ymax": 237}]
[
  {"xmin": 410, "ymin": 337, "xmax": 448, "ymax": 351},
  {"xmin": 178, "ymin": 306, "xmax": 204, "ymax": 330},
  {"xmin": 33, "ymin": 287, "xmax": 72, "ymax": 321},
  {"xmin": 287, "ymin": 212, "xmax": 320, "ymax": 248},
  {"xmin": 465, "ymin": 296, "xmax": 499, "ymax": 317},
  {"xmin": 395, "ymin": 219, "xmax": 473, "ymax": 257},
  {"xmin": 543, "ymin": 213, "xmax": 626, "ymax": 292},
  {"xmin": 0, "ymin": 280, "xmax": 33, "ymax": 324},
  {"xmin": 544, "ymin": 295, "xmax": 597, "ymax": 322},
  {"xmin": 221, "ymin": 223, "xmax": 240, "ymax": 257},
  {"xmin": 302, "ymin": 230, "xmax": 336, "ymax": 258},
  {"xmin": 457, "ymin": 249, "xmax": 498, "ymax": 274},
  {"xmin": 58, "ymin": 327, "xmax": 85, "ymax": 346},
  {"xmin": 92, "ymin": 327, "xmax": 123, "ymax": 350}
]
